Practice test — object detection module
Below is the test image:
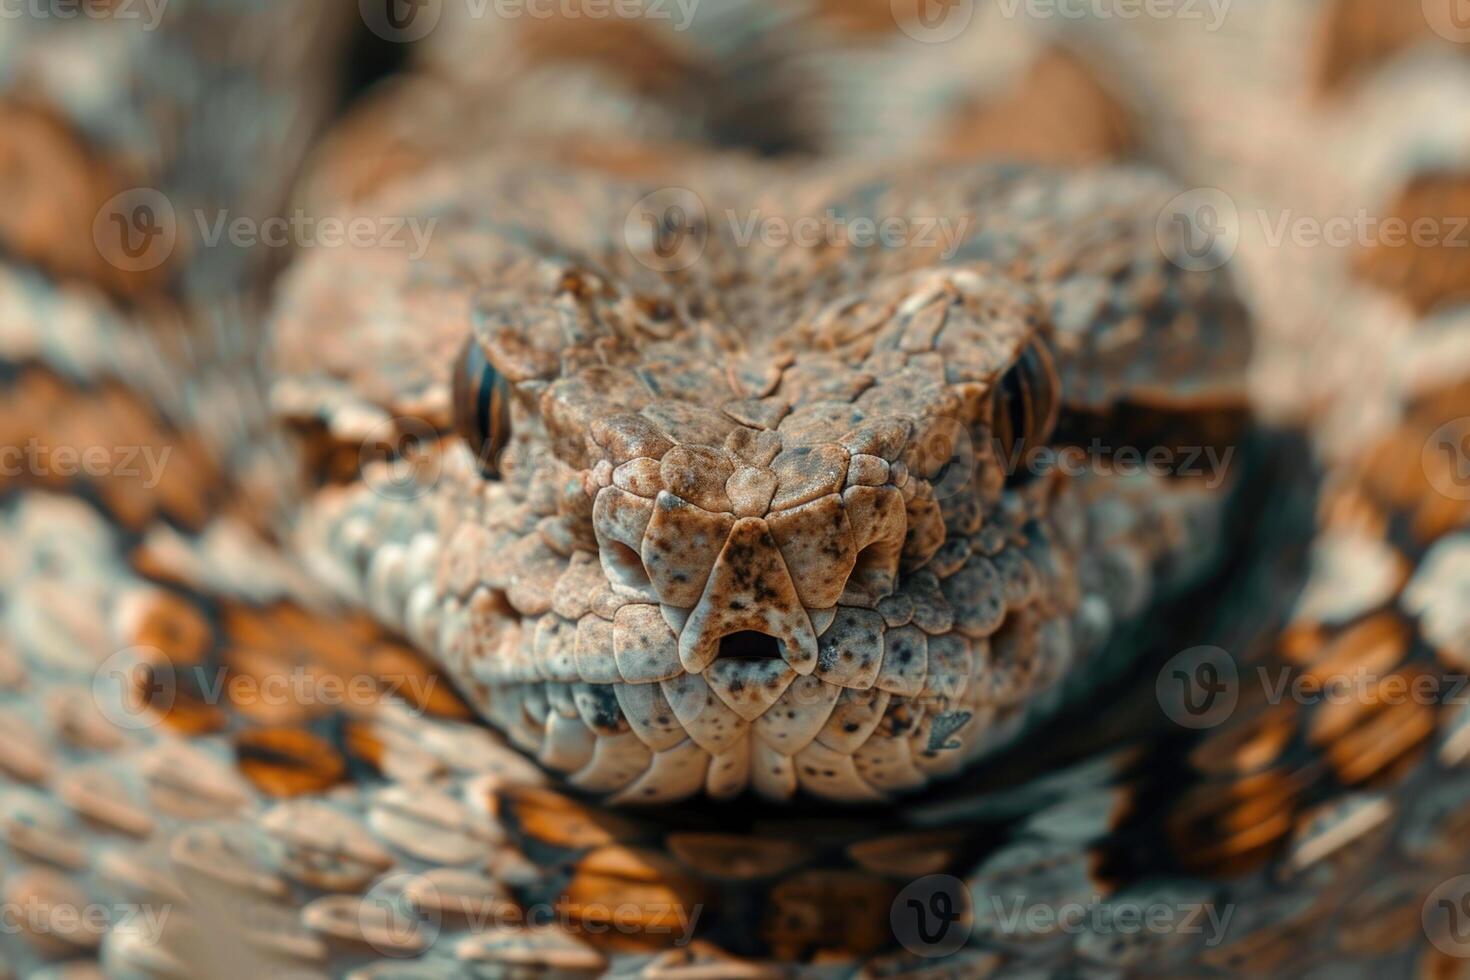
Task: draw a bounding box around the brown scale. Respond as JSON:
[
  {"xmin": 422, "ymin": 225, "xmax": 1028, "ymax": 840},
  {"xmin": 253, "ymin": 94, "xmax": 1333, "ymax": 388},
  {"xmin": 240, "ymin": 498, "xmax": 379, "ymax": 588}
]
[
  {"xmin": 233, "ymin": 727, "xmax": 345, "ymax": 799},
  {"xmin": 1350, "ymin": 380, "xmax": 1470, "ymax": 547},
  {"xmin": 0, "ymin": 368, "xmax": 221, "ymax": 533},
  {"xmin": 559, "ymin": 846, "xmax": 712, "ymax": 953},
  {"xmin": 1186, "ymin": 693, "xmax": 1300, "ymax": 779},
  {"xmin": 0, "ymin": 100, "xmax": 175, "ymax": 299},
  {"xmin": 1419, "ymin": 946, "xmax": 1470, "ymax": 978},
  {"xmin": 1321, "ymin": 669, "xmax": 1438, "ymax": 787},
  {"xmin": 1169, "ymin": 610, "xmax": 1429, "ymax": 876},
  {"xmin": 809, "ymin": 0, "xmax": 917, "ymax": 36},
  {"xmin": 1293, "ymin": 614, "xmax": 1436, "ymax": 787},
  {"xmin": 937, "ymin": 49, "xmax": 1137, "ymax": 167},
  {"xmin": 760, "ymin": 870, "xmax": 896, "ymax": 962},
  {"xmin": 496, "ymin": 784, "xmax": 647, "ymax": 851},
  {"xmin": 118, "ymin": 585, "xmax": 477, "ymax": 795},
  {"xmin": 1315, "ymin": 0, "xmax": 1467, "ymax": 93},
  {"xmin": 516, "ymin": 12, "xmax": 708, "ymax": 103},
  {"xmin": 116, "ymin": 589, "xmax": 227, "ymax": 736},
  {"xmin": 1166, "ymin": 765, "xmax": 1311, "ymax": 877},
  {"xmin": 1355, "ymin": 173, "xmax": 1470, "ymax": 314}
]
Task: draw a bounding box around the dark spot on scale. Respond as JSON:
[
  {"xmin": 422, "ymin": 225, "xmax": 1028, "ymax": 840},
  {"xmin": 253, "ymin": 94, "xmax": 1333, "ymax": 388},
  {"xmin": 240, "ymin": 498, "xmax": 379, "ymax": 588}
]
[
  {"xmin": 584, "ymin": 685, "xmax": 623, "ymax": 731},
  {"xmin": 844, "ymin": 723, "xmax": 860, "ymax": 732}
]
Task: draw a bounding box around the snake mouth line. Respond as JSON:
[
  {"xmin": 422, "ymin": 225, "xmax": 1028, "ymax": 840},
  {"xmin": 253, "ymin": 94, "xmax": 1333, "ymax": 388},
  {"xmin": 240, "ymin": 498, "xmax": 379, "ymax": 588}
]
[
  {"xmin": 463, "ymin": 596, "xmax": 1080, "ymax": 804},
  {"xmin": 479, "ymin": 676, "xmax": 1019, "ymax": 805}
]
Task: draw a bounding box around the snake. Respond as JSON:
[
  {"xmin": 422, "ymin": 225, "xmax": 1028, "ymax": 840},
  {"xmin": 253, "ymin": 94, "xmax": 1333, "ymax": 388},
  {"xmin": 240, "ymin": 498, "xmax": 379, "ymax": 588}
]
[{"xmin": 1, "ymin": 1, "xmax": 1469, "ymax": 977}]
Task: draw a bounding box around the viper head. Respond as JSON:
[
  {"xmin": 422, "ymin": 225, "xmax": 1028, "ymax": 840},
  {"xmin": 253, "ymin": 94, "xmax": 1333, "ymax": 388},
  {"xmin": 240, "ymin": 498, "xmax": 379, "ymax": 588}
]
[{"xmin": 270, "ymin": 158, "xmax": 1252, "ymax": 804}]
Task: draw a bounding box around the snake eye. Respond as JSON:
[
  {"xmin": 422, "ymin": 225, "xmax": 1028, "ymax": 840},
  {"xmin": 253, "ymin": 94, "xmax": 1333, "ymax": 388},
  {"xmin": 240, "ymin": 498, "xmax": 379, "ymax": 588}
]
[
  {"xmin": 991, "ymin": 338, "xmax": 1060, "ymax": 485},
  {"xmin": 452, "ymin": 337, "xmax": 511, "ymax": 477}
]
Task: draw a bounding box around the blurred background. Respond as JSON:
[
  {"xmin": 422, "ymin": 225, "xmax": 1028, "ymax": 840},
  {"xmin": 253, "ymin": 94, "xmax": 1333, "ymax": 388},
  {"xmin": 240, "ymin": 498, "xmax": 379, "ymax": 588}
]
[{"xmin": 2, "ymin": 0, "xmax": 1467, "ymax": 455}]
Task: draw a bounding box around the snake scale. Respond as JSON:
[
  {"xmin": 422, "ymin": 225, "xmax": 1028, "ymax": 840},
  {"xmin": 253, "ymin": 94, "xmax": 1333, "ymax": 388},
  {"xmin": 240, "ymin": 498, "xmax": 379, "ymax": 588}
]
[{"xmin": 2, "ymin": 1, "xmax": 1469, "ymax": 977}]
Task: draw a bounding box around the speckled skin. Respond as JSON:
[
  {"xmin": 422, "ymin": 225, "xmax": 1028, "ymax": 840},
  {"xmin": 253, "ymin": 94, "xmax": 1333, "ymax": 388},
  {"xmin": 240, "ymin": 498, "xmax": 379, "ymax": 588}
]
[{"xmin": 270, "ymin": 156, "xmax": 1252, "ymax": 804}]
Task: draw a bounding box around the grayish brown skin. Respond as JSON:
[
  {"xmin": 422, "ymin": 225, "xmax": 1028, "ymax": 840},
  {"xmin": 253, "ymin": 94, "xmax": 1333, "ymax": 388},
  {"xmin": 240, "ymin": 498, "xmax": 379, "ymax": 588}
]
[{"xmin": 271, "ymin": 156, "xmax": 1254, "ymax": 804}]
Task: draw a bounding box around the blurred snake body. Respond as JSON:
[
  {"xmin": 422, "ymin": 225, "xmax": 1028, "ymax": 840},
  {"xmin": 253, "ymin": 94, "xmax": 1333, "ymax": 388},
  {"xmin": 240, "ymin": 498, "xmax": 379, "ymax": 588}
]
[{"xmin": 1, "ymin": 3, "xmax": 1469, "ymax": 978}]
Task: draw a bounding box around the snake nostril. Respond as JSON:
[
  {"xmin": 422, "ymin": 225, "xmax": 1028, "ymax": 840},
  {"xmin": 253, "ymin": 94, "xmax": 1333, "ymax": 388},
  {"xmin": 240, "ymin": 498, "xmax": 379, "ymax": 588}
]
[{"xmin": 718, "ymin": 631, "xmax": 784, "ymax": 662}]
